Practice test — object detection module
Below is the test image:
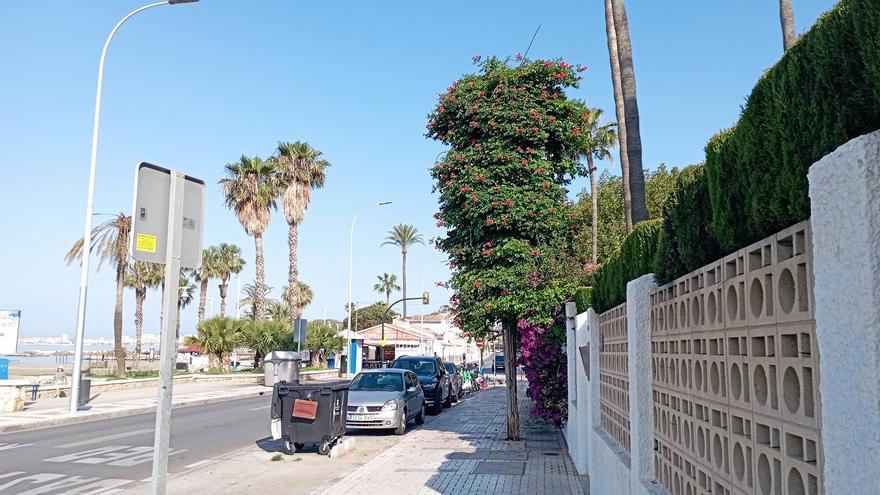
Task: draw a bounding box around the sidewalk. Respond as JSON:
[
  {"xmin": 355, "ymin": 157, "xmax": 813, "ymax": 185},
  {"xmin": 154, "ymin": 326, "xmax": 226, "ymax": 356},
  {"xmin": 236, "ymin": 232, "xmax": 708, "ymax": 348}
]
[
  {"xmin": 0, "ymin": 380, "xmax": 268, "ymax": 433},
  {"xmin": 320, "ymin": 382, "xmax": 587, "ymax": 495}
]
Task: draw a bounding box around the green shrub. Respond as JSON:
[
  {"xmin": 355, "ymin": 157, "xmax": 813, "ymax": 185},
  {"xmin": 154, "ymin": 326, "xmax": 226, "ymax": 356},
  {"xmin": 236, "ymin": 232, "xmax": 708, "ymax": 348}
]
[
  {"xmin": 574, "ymin": 286, "xmax": 593, "ymax": 313},
  {"xmin": 707, "ymin": 0, "xmax": 880, "ymax": 251},
  {"xmin": 593, "ymin": 219, "xmax": 664, "ymax": 313},
  {"xmin": 656, "ymin": 164, "xmax": 724, "ymax": 285}
]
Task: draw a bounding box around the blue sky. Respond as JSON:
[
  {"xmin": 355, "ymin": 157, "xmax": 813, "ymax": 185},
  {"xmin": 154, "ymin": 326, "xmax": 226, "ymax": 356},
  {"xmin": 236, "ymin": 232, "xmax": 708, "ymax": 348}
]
[{"xmin": 0, "ymin": 0, "xmax": 835, "ymax": 339}]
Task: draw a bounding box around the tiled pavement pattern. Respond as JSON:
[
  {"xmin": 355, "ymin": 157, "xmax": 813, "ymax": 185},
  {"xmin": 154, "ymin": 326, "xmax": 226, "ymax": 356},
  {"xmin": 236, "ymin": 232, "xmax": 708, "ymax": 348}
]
[{"xmin": 321, "ymin": 382, "xmax": 587, "ymax": 495}]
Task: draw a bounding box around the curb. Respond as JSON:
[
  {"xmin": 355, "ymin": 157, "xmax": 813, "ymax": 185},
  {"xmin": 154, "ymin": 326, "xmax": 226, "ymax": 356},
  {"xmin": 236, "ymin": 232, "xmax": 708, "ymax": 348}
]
[{"xmin": 0, "ymin": 388, "xmax": 269, "ymax": 434}]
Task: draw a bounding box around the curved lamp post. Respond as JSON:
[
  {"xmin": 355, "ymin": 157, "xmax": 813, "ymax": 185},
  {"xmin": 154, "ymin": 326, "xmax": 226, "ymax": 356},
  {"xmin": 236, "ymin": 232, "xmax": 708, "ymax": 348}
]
[
  {"xmin": 69, "ymin": 0, "xmax": 198, "ymax": 414},
  {"xmin": 345, "ymin": 201, "xmax": 391, "ymax": 375}
]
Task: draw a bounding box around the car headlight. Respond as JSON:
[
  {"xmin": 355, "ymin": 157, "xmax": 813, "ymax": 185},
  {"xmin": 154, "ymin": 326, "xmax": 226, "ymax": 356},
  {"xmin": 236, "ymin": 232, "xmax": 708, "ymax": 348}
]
[{"xmin": 382, "ymin": 400, "xmax": 398, "ymax": 411}]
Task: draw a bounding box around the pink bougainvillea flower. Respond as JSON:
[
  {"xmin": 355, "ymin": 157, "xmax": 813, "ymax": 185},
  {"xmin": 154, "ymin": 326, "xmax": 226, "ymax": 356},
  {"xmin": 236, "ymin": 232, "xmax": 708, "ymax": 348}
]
[
  {"xmin": 485, "ymin": 241, "xmax": 493, "ymax": 247},
  {"xmin": 476, "ymin": 173, "xmax": 485, "ymax": 181},
  {"xmin": 469, "ymin": 104, "xmax": 479, "ymax": 111},
  {"xmin": 571, "ymin": 128, "xmax": 581, "ymax": 137},
  {"xmin": 521, "ymin": 159, "xmax": 529, "ymax": 165},
  {"xmin": 515, "ymin": 52, "xmax": 523, "ymax": 60},
  {"xmin": 473, "ymin": 279, "xmax": 482, "ymax": 288},
  {"xmin": 481, "ymin": 248, "xmax": 491, "ymax": 256},
  {"xmin": 436, "ymin": 220, "xmax": 446, "ymax": 227},
  {"xmin": 433, "ymin": 212, "xmax": 441, "ymax": 219},
  {"xmin": 470, "ymin": 121, "xmax": 479, "ymax": 128}
]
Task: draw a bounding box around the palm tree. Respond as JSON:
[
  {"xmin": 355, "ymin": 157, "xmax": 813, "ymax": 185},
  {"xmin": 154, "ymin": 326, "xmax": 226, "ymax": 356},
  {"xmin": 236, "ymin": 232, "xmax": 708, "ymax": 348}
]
[
  {"xmin": 194, "ymin": 246, "xmax": 220, "ymax": 323},
  {"xmin": 65, "ymin": 213, "xmax": 131, "ymax": 378},
  {"xmin": 780, "ymin": 0, "xmax": 796, "ymax": 51},
  {"xmin": 273, "ymin": 141, "xmax": 329, "ymax": 327},
  {"xmin": 382, "ymin": 224, "xmax": 424, "ymax": 319},
  {"xmin": 239, "ymin": 282, "xmax": 274, "ymax": 321},
  {"xmin": 177, "ymin": 271, "xmax": 197, "ymax": 336},
  {"xmin": 603, "ymin": 0, "xmax": 633, "ymax": 232},
  {"xmin": 241, "ymin": 319, "xmax": 294, "ymax": 368},
  {"xmin": 214, "ymin": 243, "xmax": 245, "ymax": 318},
  {"xmin": 608, "ymin": 0, "xmax": 648, "ymax": 226},
  {"xmin": 124, "ymin": 261, "xmax": 162, "ymax": 368},
  {"xmin": 187, "ymin": 317, "xmax": 243, "ymax": 371},
  {"xmin": 282, "ymin": 281, "xmax": 314, "ymax": 319},
  {"xmin": 305, "ymin": 321, "xmax": 345, "ymax": 367},
  {"xmin": 268, "ymin": 300, "xmax": 291, "ymax": 323},
  {"xmin": 373, "ymin": 273, "xmax": 400, "ymax": 306},
  {"xmin": 578, "ymin": 108, "xmax": 618, "ymax": 264},
  {"xmin": 220, "ymin": 155, "xmax": 278, "ymax": 320}
]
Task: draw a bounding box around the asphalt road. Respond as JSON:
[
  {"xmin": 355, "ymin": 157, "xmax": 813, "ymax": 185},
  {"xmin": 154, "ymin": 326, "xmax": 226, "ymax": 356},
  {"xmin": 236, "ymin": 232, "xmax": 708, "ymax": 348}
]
[
  {"xmin": 0, "ymin": 394, "xmax": 274, "ymax": 494},
  {"xmin": 0, "ymin": 387, "xmax": 451, "ymax": 494}
]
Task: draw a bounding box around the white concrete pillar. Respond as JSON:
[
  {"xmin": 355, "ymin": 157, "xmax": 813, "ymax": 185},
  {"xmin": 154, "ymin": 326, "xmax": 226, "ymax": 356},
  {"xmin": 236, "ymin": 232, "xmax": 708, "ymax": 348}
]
[
  {"xmin": 575, "ymin": 309, "xmax": 591, "ymax": 473},
  {"xmin": 586, "ymin": 307, "xmax": 602, "ymax": 483},
  {"xmin": 808, "ymin": 129, "xmax": 880, "ymax": 494},
  {"xmin": 565, "ymin": 301, "xmax": 579, "ymax": 463},
  {"xmin": 626, "ymin": 274, "xmax": 658, "ymax": 493}
]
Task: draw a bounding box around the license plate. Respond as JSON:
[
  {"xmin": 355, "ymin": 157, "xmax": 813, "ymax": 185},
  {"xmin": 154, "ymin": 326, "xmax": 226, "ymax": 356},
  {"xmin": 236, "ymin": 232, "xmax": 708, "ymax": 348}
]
[{"xmin": 348, "ymin": 414, "xmax": 369, "ymax": 421}]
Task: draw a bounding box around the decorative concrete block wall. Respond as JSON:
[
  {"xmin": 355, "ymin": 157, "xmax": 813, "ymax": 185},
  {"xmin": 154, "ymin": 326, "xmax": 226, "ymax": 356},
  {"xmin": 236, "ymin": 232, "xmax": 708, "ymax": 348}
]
[
  {"xmin": 652, "ymin": 220, "xmax": 822, "ymax": 495},
  {"xmin": 599, "ymin": 302, "xmax": 631, "ymax": 452}
]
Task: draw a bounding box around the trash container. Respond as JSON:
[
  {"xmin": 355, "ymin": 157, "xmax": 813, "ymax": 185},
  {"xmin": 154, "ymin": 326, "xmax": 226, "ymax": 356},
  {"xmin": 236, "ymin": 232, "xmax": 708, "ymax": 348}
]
[
  {"xmin": 264, "ymin": 351, "xmax": 302, "ymax": 386},
  {"xmin": 78, "ymin": 377, "xmax": 91, "ymax": 406},
  {"xmin": 0, "ymin": 359, "xmax": 8, "ymax": 380},
  {"xmin": 271, "ymin": 380, "xmax": 349, "ymax": 455}
]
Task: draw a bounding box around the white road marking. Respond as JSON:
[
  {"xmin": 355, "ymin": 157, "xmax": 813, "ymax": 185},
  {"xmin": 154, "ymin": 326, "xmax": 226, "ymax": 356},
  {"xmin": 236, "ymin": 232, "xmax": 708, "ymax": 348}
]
[
  {"xmin": 184, "ymin": 459, "xmax": 212, "ymax": 469},
  {"xmin": 0, "ymin": 471, "xmax": 132, "ymax": 494},
  {"xmin": 57, "ymin": 429, "xmax": 154, "ymax": 449},
  {"xmin": 45, "ymin": 445, "xmax": 187, "ymax": 467},
  {"xmin": 0, "ymin": 442, "xmax": 33, "ymax": 451},
  {"xmin": 247, "ymin": 406, "xmax": 267, "ymax": 411}
]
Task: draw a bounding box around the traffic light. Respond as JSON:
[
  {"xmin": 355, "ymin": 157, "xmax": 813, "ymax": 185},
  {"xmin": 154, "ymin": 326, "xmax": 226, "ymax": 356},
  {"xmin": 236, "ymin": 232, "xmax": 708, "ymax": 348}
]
[{"xmin": 422, "ymin": 292, "xmax": 430, "ymax": 304}]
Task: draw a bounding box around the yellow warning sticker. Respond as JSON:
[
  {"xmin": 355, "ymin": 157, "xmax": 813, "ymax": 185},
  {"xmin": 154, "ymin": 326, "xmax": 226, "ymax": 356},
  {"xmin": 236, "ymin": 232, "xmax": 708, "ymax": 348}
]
[{"xmin": 136, "ymin": 233, "xmax": 157, "ymax": 253}]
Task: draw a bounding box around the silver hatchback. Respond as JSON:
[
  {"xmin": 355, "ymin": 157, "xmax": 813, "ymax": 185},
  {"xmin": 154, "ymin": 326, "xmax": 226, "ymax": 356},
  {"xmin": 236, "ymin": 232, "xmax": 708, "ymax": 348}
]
[{"xmin": 346, "ymin": 369, "xmax": 426, "ymax": 435}]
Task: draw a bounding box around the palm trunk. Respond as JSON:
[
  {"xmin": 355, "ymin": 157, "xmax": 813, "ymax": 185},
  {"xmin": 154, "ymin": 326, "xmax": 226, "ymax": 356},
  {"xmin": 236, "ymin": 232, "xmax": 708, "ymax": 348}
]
[
  {"xmin": 176, "ymin": 301, "xmax": 182, "ymax": 337},
  {"xmin": 604, "ymin": 0, "xmax": 633, "ymax": 232},
  {"xmin": 503, "ymin": 320, "xmax": 520, "ymax": 440},
  {"xmin": 198, "ymin": 277, "xmax": 209, "ymax": 322},
  {"xmin": 219, "ymin": 279, "xmax": 228, "ymax": 318},
  {"xmin": 386, "ymin": 291, "xmax": 390, "ymax": 307},
  {"xmin": 114, "ymin": 264, "xmax": 126, "ymax": 379},
  {"xmin": 780, "ymin": 0, "xmax": 796, "ymax": 51},
  {"xmin": 401, "ymin": 250, "xmax": 408, "ymax": 320},
  {"xmin": 587, "ymin": 154, "xmax": 599, "ymax": 264},
  {"xmin": 288, "ymin": 223, "xmax": 301, "ymax": 323},
  {"xmin": 134, "ymin": 290, "xmax": 145, "ymax": 370},
  {"xmin": 611, "ymin": 0, "xmax": 648, "ymax": 225},
  {"xmin": 254, "ymin": 233, "xmax": 266, "ymax": 320}
]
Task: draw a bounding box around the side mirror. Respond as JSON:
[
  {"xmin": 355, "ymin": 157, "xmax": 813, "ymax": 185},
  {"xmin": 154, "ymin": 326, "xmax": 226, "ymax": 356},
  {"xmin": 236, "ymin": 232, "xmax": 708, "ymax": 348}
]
[{"xmin": 407, "ymin": 386, "xmax": 418, "ymax": 393}]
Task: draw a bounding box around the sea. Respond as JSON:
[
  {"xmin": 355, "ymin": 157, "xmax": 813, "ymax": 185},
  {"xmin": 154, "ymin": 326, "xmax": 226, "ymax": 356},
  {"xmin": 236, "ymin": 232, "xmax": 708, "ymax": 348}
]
[{"xmin": 2, "ymin": 343, "xmax": 156, "ymax": 365}]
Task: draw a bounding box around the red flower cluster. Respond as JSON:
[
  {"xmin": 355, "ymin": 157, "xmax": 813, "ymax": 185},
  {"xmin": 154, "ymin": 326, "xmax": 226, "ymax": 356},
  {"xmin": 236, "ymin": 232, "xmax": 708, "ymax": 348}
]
[
  {"xmin": 470, "ymin": 121, "xmax": 479, "ymax": 128},
  {"xmin": 476, "ymin": 173, "xmax": 485, "ymax": 181},
  {"xmin": 571, "ymin": 128, "xmax": 581, "ymax": 137},
  {"xmin": 529, "ymin": 249, "xmax": 541, "ymax": 256}
]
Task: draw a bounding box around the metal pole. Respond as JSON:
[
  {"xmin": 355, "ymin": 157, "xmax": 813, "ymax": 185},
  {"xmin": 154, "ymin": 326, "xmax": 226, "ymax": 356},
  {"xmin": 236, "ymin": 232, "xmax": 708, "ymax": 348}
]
[
  {"xmin": 235, "ymin": 273, "xmax": 241, "ymax": 319},
  {"xmin": 346, "ymin": 202, "xmax": 390, "ymax": 376},
  {"xmin": 151, "ymin": 172, "xmax": 185, "ymax": 495},
  {"xmin": 69, "ymin": 0, "xmax": 173, "ymax": 414}
]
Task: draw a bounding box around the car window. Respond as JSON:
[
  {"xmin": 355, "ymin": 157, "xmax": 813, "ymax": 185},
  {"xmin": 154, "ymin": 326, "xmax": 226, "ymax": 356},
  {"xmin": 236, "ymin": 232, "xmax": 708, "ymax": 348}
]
[
  {"xmin": 444, "ymin": 362, "xmax": 456, "ymax": 374},
  {"xmin": 406, "ymin": 373, "xmax": 418, "ymax": 389},
  {"xmin": 350, "ymin": 372, "xmax": 403, "ymax": 392},
  {"xmin": 392, "ymin": 359, "xmax": 436, "ymax": 376}
]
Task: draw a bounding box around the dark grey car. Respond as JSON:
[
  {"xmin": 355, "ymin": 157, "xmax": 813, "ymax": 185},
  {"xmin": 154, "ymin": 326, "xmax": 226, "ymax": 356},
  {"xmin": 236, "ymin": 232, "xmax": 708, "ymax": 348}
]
[{"xmin": 444, "ymin": 362, "xmax": 464, "ymax": 402}]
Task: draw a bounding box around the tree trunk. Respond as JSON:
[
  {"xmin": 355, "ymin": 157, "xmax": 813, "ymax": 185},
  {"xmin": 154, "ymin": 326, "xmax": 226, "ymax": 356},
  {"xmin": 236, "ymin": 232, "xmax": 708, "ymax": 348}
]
[
  {"xmin": 254, "ymin": 233, "xmax": 266, "ymax": 320},
  {"xmin": 780, "ymin": 0, "xmax": 796, "ymax": 51},
  {"xmin": 587, "ymin": 153, "xmax": 599, "ymax": 264},
  {"xmin": 198, "ymin": 277, "xmax": 209, "ymax": 322},
  {"xmin": 114, "ymin": 264, "xmax": 126, "ymax": 379},
  {"xmin": 219, "ymin": 279, "xmax": 228, "ymax": 318},
  {"xmin": 611, "ymin": 0, "xmax": 648, "ymax": 226},
  {"xmin": 503, "ymin": 321, "xmax": 520, "ymax": 440},
  {"xmin": 386, "ymin": 291, "xmax": 390, "ymax": 307},
  {"xmin": 402, "ymin": 250, "xmax": 408, "ymax": 320},
  {"xmin": 176, "ymin": 301, "xmax": 182, "ymax": 338},
  {"xmin": 135, "ymin": 290, "xmax": 145, "ymax": 370},
  {"xmin": 604, "ymin": 0, "xmax": 633, "ymax": 233},
  {"xmin": 288, "ymin": 222, "xmax": 301, "ymax": 323}
]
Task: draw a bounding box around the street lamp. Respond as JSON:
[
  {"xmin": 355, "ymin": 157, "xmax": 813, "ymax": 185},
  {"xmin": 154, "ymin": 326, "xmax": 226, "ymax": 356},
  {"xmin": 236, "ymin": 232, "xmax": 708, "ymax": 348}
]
[
  {"xmin": 346, "ymin": 201, "xmax": 391, "ymax": 375},
  {"xmin": 68, "ymin": 0, "xmax": 198, "ymax": 415}
]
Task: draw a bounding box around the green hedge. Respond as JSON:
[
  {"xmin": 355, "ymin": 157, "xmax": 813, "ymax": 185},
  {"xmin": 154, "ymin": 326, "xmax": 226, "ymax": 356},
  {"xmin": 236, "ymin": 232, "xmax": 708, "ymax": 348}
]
[
  {"xmin": 656, "ymin": 164, "xmax": 724, "ymax": 285},
  {"xmin": 707, "ymin": 0, "xmax": 880, "ymax": 251},
  {"xmin": 592, "ymin": 219, "xmax": 664, "ymax": 313},
  {"xmin": 574, "ymin": 286, "xmax": 593, "ymax": 314}
]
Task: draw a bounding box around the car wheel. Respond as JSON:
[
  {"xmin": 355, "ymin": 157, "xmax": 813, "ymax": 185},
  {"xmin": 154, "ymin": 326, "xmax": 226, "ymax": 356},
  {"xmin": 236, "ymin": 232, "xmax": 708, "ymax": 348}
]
[
  {"xmin": 415, "ymin": 402, "xmax": 426, "ymax": 425},
  {"xmin": 431, "ymin": 391, "xmax": 443, "ymax": 414},
  {"xmin": 451, "ymin": 386, "xmax": 459, "ymax": 403},
  {"xmin": 442, "ymin": 386, "xmax": 452, "ymax": 408},
  {"xmin": 393, "ymin": 411, "xmax": 407, "ymax": 435}
]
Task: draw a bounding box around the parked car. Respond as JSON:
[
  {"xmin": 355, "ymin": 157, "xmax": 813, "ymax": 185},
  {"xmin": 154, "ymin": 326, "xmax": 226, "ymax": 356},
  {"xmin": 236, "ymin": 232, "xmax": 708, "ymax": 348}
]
[
  {"xmin": 346, "ymin": 369, "xmax": 425, "ymax": 435},
  {"xmin": 494, "ymin": 353, "xmax": 505, "ymax": 371},
  {"xmin": 390, "ymin": 355, "xmax": 451, "ymax": 414},
  {"xmin": 444, "ymin": 362, "xmax": 464, "ymax": 402}
]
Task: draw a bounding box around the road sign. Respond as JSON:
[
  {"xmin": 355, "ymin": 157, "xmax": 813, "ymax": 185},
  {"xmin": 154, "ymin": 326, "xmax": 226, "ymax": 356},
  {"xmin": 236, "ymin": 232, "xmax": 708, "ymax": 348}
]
[
  {"xmin": 131, "ymin": 162, "xmax": 205, "ymax": 269},
  {"xmin": 294, "ymin": 319, "xmax": 308, "ymax": 352},
  {"xmin": 476, "ymin": 340, "xmax": 484, "ymax": 349},
  {"xmin": 0, "ymin": 310, "xmax": 21, "ymax": 355}
]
